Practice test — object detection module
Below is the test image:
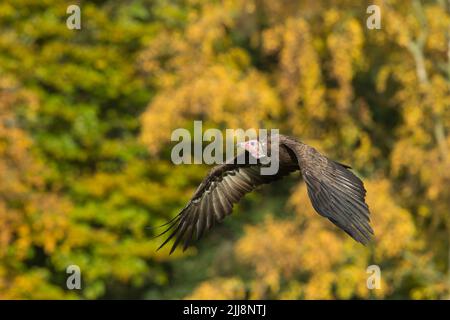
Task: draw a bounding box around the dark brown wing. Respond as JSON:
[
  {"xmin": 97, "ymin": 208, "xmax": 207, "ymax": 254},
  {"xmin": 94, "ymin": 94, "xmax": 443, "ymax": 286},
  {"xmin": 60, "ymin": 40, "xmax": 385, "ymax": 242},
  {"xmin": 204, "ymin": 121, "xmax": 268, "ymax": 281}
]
[
  {"xmin": 157, "ymin": 152, "xmax": 296, "ymax": 254},
  {"xmin": 281, "ymin": 137, "xmax": 373, "ymax": 245}
]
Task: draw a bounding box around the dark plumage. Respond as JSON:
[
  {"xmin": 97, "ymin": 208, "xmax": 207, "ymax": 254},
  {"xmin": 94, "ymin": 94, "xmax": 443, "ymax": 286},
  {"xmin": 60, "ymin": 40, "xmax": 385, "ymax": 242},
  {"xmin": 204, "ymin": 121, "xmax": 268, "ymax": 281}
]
[{"xmin": 156, "ymin": 134, "xmax": 373, "ymax": 254}]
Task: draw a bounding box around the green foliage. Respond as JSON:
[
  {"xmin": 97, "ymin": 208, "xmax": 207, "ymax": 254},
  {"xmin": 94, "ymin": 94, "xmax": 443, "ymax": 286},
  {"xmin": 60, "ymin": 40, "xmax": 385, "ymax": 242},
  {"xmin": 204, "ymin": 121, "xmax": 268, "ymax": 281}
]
[{"xmin": 0, "ymin": 0, "xmax": 449, "ymax": 299}]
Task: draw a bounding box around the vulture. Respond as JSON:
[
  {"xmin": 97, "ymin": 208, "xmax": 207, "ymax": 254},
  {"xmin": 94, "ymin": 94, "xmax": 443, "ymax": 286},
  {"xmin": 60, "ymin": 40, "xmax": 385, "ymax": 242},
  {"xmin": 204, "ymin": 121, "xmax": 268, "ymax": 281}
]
[{"xmin": 156, "ymin": 134, "xmax": 373, "ymax": 254}]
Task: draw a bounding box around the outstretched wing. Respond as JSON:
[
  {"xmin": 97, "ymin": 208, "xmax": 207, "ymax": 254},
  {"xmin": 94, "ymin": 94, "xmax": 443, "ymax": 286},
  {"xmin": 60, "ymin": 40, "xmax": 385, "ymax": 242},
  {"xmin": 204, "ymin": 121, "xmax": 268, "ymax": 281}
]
[
  {"xmin": 157, "ymin": 152, "xmax": 296, "ymax": 254},
  {"xmin": 282, "ymin": 138, "xmax": 373, "ymax": 245}
]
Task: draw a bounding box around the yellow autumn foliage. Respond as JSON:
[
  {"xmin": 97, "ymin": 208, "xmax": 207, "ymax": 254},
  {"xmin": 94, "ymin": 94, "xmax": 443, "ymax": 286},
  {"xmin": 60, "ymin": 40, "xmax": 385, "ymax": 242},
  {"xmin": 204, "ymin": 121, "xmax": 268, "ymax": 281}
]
[{"xmin": 0, "ymin": 0, "xmax": 449, "ymax": 300}]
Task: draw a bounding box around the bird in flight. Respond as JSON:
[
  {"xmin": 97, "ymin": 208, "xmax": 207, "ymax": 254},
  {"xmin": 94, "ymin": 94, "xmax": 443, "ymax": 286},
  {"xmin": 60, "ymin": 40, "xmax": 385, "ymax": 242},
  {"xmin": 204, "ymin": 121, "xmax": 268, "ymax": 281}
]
[{"xmin": 156, "ymin": 134, "xmax": 373, "ymax": 254}]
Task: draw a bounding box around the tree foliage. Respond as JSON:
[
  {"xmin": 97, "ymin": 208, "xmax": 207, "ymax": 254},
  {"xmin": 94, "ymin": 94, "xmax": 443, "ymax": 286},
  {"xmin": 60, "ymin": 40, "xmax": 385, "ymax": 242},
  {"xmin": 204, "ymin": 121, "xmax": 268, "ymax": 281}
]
[{"xmin": 0, "ymin": 0, "xmax": 449, "ymax": 299}]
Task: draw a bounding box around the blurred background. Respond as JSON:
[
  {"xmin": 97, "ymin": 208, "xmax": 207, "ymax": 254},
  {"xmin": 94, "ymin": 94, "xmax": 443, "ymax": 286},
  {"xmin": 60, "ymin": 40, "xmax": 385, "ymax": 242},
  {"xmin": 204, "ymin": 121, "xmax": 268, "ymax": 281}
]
[{"xmin": 0, "ymin": 0, "xmax": 449, "ymax": 299}]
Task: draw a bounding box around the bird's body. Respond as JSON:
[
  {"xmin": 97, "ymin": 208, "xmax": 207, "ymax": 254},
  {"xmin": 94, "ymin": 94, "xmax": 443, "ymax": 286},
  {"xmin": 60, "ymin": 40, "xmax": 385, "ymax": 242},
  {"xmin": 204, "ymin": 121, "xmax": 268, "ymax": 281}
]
[{"xmin": 157, "ymin": 134, "xmax": 373, "ymax": 254}]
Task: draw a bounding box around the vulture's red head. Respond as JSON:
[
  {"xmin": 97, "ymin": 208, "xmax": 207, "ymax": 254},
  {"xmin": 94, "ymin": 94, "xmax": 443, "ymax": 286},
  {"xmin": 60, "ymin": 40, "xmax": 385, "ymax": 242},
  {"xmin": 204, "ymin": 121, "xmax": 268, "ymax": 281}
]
[{"xmin": 238, "ymin": 139, "xmax": 266, "ymax": 159}]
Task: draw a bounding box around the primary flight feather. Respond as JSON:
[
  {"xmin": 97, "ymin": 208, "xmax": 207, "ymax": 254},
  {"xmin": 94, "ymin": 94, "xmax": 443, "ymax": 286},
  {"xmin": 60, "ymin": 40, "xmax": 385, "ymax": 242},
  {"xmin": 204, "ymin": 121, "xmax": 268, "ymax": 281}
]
[{"xmin": 156, "ymin": 134, "xmax": 373, "ymax": 254}]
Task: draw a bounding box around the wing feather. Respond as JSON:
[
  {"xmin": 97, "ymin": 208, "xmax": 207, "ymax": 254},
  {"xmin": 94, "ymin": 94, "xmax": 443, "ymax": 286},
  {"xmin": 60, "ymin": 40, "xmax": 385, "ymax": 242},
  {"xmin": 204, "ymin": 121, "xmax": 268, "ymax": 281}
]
[
  {"xmin": 156, "ymin": 152, "xmax": 297, "ymax": 253},
  {"xmin": 281, "ymin": 138, "xmax": 373, "ymax": 245}
]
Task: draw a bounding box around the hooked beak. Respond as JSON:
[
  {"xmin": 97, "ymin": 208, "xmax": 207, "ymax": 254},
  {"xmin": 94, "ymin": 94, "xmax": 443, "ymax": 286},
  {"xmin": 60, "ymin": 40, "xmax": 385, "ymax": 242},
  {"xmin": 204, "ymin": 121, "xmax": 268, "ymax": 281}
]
[{"xmin": 237, "ymin": 141, "xmax": 247, "ymax": 149}]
